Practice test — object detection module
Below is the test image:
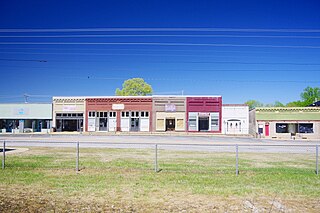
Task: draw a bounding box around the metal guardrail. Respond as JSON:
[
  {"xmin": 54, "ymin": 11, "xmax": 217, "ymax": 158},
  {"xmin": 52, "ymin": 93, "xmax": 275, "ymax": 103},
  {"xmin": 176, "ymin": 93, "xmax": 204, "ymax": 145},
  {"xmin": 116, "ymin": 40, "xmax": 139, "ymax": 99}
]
[{"xmin": 1, "ymin": 140, "xmax": 319, "ymax": 175}]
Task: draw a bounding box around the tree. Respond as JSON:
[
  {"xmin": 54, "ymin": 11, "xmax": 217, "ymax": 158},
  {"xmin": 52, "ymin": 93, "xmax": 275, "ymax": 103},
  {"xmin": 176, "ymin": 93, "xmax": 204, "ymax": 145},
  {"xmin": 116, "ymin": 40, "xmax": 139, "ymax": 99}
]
[
  {"xmin": 115, "ymin": 78, "xmax": 153, "ymax": 96},
  {"xmin": 300, "ymin": 86, "xmax": 320, "ymax": 106},
  {"xmin": 286, "ymin": 100, "xmax": 306, "ymax": 107},
  {"xmin": 245, "ymin": 100, "xmax": 263, "ymax": 110},
  {"xmin": 273, "ymin": 101, "xmax": 285, "ymax": 107}
]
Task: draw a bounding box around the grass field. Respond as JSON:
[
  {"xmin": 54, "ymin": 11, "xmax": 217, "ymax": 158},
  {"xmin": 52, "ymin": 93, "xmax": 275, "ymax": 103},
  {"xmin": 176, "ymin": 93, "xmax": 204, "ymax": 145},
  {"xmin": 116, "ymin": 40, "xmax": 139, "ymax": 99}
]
[{"xmin": 0, "ymin": 147, "xmax": 319, "ymax": 212}]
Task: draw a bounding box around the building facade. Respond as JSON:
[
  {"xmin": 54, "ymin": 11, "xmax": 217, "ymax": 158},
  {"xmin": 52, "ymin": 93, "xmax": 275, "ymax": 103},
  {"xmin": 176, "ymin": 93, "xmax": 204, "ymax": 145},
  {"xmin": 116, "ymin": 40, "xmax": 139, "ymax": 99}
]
[
  {"xmin": 250, "ymin": 107, "xmax": 320, "ymax": 139},
  {"xmin": 52, "ymin": 97, "xmax": 86, "ymax": 132},
  {"xmin": 0, "ymin": 103, "xmax": 52, "ymax": 133},
  {"xmin": 186, "ymin": 97, "xmax": 222, "ymax": 132},
  {"xmin": 222, "ymin": 104, "xmax": 249, "ymax": 134},
  {"xmin": 152, "ymin": 96, "xmax": 186, "ymax": 131},
  {"xmin": 86, "ymin": 97, "xmax": 152, "ymax": 132}
]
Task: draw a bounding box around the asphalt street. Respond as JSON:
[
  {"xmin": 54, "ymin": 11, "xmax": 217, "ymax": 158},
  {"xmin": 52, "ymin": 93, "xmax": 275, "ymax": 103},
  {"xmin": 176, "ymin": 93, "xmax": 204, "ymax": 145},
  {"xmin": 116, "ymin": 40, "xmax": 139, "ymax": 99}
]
[{"xmin": 0, "ymin": 134, "xmax": 319, "ymax": 153}]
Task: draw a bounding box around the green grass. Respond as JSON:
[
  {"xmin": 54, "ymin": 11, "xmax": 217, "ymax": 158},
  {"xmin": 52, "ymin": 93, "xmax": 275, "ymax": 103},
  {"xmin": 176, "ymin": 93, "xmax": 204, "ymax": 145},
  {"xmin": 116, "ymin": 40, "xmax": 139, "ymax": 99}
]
[{"xmin": 0, "ymin": 147, "xmax": 319, "ymax": 212}]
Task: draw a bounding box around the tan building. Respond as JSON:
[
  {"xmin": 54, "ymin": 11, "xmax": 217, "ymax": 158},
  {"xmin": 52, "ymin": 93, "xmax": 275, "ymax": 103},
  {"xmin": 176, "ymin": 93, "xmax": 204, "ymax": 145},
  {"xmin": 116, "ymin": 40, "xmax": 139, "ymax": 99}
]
[
  {"xmin": 52, "ymin": 97, "xmax": 86, "ymax": 132},
  {"xmin": 152, "ymin": 96, "xmax": 186, "ymax": 132}
]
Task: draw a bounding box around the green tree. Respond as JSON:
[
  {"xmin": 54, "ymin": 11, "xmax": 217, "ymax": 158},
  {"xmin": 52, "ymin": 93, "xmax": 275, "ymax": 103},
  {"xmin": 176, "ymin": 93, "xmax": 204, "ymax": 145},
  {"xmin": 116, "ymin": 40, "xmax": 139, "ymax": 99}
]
[
  {"xmin": 115, "ymin": 78, "xmax": 153, "ymax": 96},
  {"xmin": 273, "ymin": 100, "xmax": 285, "ymax": 107},
  {"xmin": 300, "ymin": 86, "xmax": 320, "ymax": 106},
  {"xmin": 245, "ymin": 100, "xmax": 263, "ymax": 110},
  {"xmin": 286, "ymin": 100, "xmax": 306, "ymax": 107}
]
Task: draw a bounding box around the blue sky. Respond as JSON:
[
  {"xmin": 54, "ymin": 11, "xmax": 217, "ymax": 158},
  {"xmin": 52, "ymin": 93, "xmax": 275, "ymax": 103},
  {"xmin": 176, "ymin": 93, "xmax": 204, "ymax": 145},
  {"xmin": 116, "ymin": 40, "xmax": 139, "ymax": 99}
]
[{"xmin": 0, "ymin": 0, "xmax": 320, "ymax": 104}]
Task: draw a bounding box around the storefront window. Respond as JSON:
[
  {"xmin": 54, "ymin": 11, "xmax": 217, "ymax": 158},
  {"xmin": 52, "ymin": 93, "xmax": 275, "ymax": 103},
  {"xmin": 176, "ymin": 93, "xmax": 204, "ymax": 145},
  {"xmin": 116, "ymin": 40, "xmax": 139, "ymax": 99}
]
[
  {"xmin": 211, "ymin": 113, "xmax": 219, "ymax": 131},
  {"xmin": 299, "ymin": 123, "xmax": 313, "ymax": 133},
  {"xmin": 276, "ymin": 123, "xmax": 288, "ymax": 133}
]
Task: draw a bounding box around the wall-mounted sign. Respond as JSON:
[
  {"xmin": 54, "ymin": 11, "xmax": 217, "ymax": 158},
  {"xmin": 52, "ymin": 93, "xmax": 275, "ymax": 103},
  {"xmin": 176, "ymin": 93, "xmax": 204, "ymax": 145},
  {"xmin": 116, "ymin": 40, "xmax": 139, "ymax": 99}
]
[
  {"xmin": 198, "ymin": 112, "xmax": 210, "ymax": 117},
  {"xmin": 112, "ymin": 104, "xmax": 125, "ymax": 110},
  {"xmin": 165, "ymin": 104, "xmax": 176, "ymax": 112},
  {"xmin": 14, "ymin": 108, "xmax": 29, "ymax": 116},
  {"xmin": 63, "ymin": 105, "xmax": 76, "ymax": 111}
]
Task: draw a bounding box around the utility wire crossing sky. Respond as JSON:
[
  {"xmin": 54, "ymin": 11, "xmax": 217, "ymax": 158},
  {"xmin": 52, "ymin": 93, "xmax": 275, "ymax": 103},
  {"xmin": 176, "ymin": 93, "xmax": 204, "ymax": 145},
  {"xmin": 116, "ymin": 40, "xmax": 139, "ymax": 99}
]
[{"xmin": 0, "ymin": 0, "xmax": 320, "ymax": 104}]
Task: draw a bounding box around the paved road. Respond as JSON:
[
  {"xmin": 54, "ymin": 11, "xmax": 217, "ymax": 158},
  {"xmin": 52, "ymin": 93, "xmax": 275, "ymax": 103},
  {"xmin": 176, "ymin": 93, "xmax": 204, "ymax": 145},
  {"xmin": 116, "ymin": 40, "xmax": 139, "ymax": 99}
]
[{"xmin": 0, "ymin": 134, "xmax": 319, "ymax": 153}]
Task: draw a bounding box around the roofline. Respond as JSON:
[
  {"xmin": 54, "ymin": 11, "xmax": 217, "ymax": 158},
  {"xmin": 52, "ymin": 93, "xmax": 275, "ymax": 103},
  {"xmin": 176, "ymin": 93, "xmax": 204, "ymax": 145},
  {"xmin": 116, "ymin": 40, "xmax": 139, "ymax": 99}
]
[
  {"xmin": 0, "ymin": 103, "xmax": 52, "ymax": 105},
  {"xmin": 255, "ymin": 107, "xmax": 319, "ymax": 110},
  {"xmin": 53, "ymin": 95, "xmax": 222, "ymax": 99},
  {"xmin": 152, "ymin": 95, "xmax": 221, "ymax": 98},
  {"xmin": 223, "ymin": 104, "xmax": 248, "ymax": 107}
]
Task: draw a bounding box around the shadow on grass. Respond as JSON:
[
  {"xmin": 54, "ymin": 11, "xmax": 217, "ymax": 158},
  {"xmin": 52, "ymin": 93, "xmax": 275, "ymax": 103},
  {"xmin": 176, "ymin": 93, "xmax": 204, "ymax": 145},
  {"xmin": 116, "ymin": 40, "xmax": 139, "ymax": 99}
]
[{"xmin": 0, "ymin": 148, "xmax": 15, "ymax": 152}]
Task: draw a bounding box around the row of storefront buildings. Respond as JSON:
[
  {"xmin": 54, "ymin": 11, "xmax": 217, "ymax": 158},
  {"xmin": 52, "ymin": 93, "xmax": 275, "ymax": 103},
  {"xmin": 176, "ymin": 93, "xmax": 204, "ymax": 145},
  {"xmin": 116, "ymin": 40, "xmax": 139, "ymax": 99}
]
[{"xmin": 0, "ymin": 95, "xmax": 319, "ymax": 139}]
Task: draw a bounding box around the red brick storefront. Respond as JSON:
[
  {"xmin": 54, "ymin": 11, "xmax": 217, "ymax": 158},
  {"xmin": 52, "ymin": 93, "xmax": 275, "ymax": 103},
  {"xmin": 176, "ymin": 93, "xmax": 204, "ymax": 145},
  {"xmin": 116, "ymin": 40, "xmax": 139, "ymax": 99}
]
[
  {"xmin": 86, "ymin": 97, "xmax": 152, "ymax": 132},
  {"xmin": 186, "ymin": 96, "xmax": 222, "ymax": 133}
]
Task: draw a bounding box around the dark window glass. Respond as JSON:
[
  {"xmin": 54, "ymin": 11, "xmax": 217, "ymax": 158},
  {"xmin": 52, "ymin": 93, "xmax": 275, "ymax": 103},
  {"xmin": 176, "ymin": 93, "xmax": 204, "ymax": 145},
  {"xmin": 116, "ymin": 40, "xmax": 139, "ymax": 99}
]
[
  {"xmin": 141, "ymin": 111, "xmax": 145, "ymax": 117},
  {"xmin": 299, "ymin": 123, "xmax": 314, "ymax": 133},
  {"xmin": 126, "ymin": 112, "xmax": 129, "ymax": 117},
  {"xmin": 122, "ymin": 112, "xmax": 125, "ymax": 117},
  {"xmin": 145, "ymin": 112, "xmax": 149, "ymax": 117},
  {"xmin": 104, "ymin": 112, "xmax": 108, "ymax": 117},
  {"xmin": 276, "ymin": 123, "xmax": 288, "ymax": 133}
]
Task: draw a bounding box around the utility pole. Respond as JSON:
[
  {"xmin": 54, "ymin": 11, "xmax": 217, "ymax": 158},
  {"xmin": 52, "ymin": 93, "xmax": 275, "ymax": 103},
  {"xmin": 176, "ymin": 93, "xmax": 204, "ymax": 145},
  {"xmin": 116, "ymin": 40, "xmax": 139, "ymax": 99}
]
[{"xmin": 23, "ymin": 94, "xmax": 29, "ymax": 103}]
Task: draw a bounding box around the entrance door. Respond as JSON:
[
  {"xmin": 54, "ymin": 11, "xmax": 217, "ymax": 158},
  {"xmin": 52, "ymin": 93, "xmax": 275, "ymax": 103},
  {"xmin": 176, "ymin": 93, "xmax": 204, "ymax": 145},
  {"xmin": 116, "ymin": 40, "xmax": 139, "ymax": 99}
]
[
  {"xmin": 99, "ymin": 118, "xmax": 108, "ymax": 131},
  {"xmin": 63, "ymin": 120, "xmax": 78, "ymax": 131},
  {"xmin": 166, "ymin": 119, "xmax": 175, "ymax": 131},
  {"xmin": 130, "ymin": 118, "xmax": 140, "ymax": 131},
  {"xmin": 198, "ymin": 117, "xmax": 209, "ymax": 131},
  {"xmin": 265, "ymin": 124, "xmax": 269, "ymax": 136},
  {"xmin": 226, "ymin": 119, "xmax": 241, "ymax": 134}
]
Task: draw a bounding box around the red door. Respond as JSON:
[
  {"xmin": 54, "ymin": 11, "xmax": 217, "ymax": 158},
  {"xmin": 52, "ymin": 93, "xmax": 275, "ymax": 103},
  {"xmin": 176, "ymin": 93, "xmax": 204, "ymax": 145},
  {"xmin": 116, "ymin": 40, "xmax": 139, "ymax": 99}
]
[{"xmin": 265, "ymin": 124, "xmax": 269, "ymax": 136}]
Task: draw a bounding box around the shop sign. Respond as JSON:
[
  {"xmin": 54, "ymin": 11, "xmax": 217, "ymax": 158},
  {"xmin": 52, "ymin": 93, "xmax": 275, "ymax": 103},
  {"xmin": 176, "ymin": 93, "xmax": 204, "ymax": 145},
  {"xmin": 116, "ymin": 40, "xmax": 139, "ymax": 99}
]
[
  {"xmin": 165, "ymin": 104, "xmax": 176, "ymax": 112},
  {"xmin": 112, "ymin": 104, "xmax": 125, "ymax": 110},
  {"xmin": 63, "ymin": 105, "xmax": 76, "ymax": 111},
  {"xmin": 14, "ymin": 108, "xmax": 29, "ymax": 115},
  {"xmin": 198, "ymin": 112, "xmax": 210, "ymax": 117}
]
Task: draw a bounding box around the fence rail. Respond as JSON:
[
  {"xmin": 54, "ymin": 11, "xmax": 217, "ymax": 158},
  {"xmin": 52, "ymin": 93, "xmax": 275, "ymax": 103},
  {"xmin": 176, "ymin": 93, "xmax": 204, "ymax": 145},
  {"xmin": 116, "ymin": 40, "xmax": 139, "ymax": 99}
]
[{"xmin": 1, "ymin": 140, "xmax": 319, "ymax": 175}]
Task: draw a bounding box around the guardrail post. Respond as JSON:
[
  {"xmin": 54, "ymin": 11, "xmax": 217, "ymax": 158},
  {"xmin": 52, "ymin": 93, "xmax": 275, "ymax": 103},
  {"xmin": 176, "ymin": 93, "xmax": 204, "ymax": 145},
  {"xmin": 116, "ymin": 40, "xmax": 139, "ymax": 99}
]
[
  {"xmin": 2, "ymin": 140, "xmax": 5, "ymax": 170},
  {"xmin": 76, "ymin": 142, "xmax": 80, "ymax": 172},
  {"xmin": 236, "ymin": 144, "xmax": 239, "ymax": 176},
  {"xmin": 154, "ymin": 144, "xmax": 158, "ymax": 172},
  {"xmin": 316, "ymin": 145, "xmax": 319, "ymax": 175}
]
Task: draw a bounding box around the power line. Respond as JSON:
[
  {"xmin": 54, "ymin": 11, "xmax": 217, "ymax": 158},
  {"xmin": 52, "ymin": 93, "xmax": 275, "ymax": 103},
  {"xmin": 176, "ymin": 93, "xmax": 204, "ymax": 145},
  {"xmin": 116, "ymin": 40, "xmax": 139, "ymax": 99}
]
[
  {"xmin": 1, "ymin": 65, "xmax": 319, "ymax": 72},
  {"xmin": 0, "ymin": 47, "xmax": 312, "ymax": 54},
  {"xmin": 61, "ymin": 76, "xmax": 320, "ymax": 83},
  {"xmin": 0, "ymin": 58, "xmax": 47, "ymax": 62},
  {"xmin": 1, "ymin": 34, "xmax": 320, "ymax": 39},
  {"xmin": 0, "ymin": 51, "xmax": 316, "ymax": 60},
  {"xmin": 1, "ymin": 57, "xmax": 318, "ymax": 65},
  {"xmin": 1, "ymin": 42, "xmax": 320, "ymax": 49},
  {"xmin": 1, "ymin": 27, "xmax": 320, "ymax": 33}
]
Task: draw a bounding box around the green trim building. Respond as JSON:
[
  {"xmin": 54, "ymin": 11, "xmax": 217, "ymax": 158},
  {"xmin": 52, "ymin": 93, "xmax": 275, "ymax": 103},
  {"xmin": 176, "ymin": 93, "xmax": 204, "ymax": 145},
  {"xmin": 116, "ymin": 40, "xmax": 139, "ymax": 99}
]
[
  {"xmin": 249, "ymin": 107, "xmax": 320, "ymax": 139},
  {"xmin": 0, "ymin": 103, "xmax": 52, "ymax": 133}
]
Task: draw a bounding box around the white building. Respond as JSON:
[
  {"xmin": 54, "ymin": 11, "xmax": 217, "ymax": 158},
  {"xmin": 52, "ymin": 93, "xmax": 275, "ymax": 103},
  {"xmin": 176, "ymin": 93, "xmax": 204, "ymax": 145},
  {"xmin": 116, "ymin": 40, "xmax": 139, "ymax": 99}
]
[{"xmin": 222, "ymin": 104, "xmax": 249, "ymax": 135}]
